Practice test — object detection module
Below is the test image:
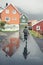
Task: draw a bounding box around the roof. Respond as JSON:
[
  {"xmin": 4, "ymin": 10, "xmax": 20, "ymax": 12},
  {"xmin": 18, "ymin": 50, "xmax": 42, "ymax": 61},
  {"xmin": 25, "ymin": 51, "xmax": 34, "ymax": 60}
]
[
  {"xmin": 32, "ymin": 20, "xmax": 43, "ymax": 26},
  {"xmin": 28, "ymin": 20, "xmax": 39, "ymax": 26},
  {"xmin": 1, "ymin": 4, "xmax": 21, "ymax": 15},
  {"xmin": 28, "ymin": 20, "xmax": 36, "ymax": 22}
]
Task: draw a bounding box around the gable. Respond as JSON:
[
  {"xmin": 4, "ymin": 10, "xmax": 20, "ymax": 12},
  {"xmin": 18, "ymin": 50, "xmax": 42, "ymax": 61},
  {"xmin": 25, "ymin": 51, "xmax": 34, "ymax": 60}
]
[
  {"xmin": 33, "ymin": 21, "xmax": 43, "ymax": 27},
  {"xmin": 1, "ymin": 4, "xmax": 21, "ymax": 15}
]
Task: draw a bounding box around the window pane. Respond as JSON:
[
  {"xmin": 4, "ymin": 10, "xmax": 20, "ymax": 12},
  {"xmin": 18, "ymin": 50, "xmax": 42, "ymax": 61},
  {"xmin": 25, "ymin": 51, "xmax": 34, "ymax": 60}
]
[
  {"xmin": 13, "ymin": 10, "xmax": 16, "ymax": 14},
  {"xmin": 6, "ymin": 9, "xmax": 9, "ymax": 14},
  {"xmin": 36, "ymin": 26, "xmax": 40, "ymax": 30},
  {"xmin": 5, "ymin": 17, "xmax": 10, "ymax": 22}
]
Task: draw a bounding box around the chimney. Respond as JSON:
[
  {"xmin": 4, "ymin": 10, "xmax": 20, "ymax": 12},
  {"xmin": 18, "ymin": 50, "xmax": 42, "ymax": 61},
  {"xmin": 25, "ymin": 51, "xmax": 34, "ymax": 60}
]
[{"xmin": 6, "ymin": 3, "xmax": 8, "ymax": 7}]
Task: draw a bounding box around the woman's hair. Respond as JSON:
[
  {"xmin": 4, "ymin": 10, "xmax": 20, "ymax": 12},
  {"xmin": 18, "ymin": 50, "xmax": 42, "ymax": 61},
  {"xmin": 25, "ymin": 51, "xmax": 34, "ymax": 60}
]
[{"xmin": 25, "ymin": 26, "xmax": 27, "ymax": 28}]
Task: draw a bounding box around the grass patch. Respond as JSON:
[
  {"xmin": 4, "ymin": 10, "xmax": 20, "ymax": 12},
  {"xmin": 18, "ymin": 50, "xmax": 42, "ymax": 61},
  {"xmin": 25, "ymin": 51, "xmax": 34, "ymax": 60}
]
[
  {"xmin": 20, "ymin": 24, "xmax": 27, "ymax": 29},
  {"xmin": 29, "ymin": 30, "xmax": 43, "ymax": 39},
  {"xmin": 20, "ymin": 25, "xmax": 25, "ymax": 29}
]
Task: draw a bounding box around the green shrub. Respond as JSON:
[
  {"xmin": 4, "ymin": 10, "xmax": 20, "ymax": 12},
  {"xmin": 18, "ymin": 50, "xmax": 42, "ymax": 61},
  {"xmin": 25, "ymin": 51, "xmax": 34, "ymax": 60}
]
[{"xmin": 0, "ymin": 21, "xmax": 6, "ymax": 29}]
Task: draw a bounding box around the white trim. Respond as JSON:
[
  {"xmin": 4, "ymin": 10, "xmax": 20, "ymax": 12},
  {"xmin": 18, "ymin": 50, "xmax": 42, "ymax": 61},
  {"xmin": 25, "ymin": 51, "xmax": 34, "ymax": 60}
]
[
  {"xmin": 5, "ymin": 9, "xmax": 9, "ymax": 14},
  {"xmin": 12, "ymin": 10, "xmax": 16, "ymax": 14},
  {"xmin": 4, "ymin": 24, "xmax": 19, "ymax": 31},
  {"xmin": 36, "ymin": 26, "xmax": 40, "ymax": 31},
  {"xmin": 32, "ymin": 20, "xmax": 43, "ymax": 26},
  {"xmin": 1, "ymin": 4, "xmax": 21, "ymax": 15}
]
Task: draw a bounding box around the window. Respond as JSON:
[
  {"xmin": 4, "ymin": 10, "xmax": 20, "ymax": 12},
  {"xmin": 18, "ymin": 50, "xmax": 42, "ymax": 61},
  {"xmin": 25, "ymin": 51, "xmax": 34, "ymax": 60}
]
[
  {"xmin": 36, "ymin": 26, "xmax": 40, "ymax": 30},
  {"xmin": 22, "ymin": 19, "xmax": 26, "ymax": 22},
  {"xmin": 12, "ymin": 18, "xmax": 16, "ymax": 20},
  {"xmin": 5, "ymin": 9, "xmax": 9, "ymax": 14},
  {"xmin": 5, "ymin": 17, "xmax": 10, "ymax": 22},
  {"xmin": 22, "ymin": 16, "xmax": 25, "ymax": 19},
  {"xmin": 12, "ymin": 10, "xmax": 16, "ymax": 14}
]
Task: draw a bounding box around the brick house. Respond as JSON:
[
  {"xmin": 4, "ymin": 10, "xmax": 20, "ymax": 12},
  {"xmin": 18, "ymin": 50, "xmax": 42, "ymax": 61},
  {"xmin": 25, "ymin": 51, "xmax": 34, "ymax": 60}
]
[{"xmin": 0, "ymin": 3, "xmax": 21, "ymax": 31}]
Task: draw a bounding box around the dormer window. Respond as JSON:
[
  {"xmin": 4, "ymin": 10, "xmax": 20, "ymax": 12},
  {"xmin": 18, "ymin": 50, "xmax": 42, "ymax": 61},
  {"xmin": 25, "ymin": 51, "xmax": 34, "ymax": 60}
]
[
  {"xmin": 22, "ymin": 16, "xmax": 25, "ymax": 19},
  {"xmin": 12, "ymin": 10, "xmax": 16, "ymax": 14},
  {"xmin": 6, "ymin": 9, "xmax": 9, "ymax": 14}
]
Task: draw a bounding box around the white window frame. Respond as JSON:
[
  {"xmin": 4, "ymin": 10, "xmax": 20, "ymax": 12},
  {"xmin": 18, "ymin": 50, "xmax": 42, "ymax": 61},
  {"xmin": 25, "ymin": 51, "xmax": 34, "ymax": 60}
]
[
  {"xmin": 12, "ymin": 10, "xmax": 16, "ymax": 14},
  {"xmin": 5, "ymin": 9, "xmax": 9, "ymax": 14},
  {"xmin": 36, "ymin": 25, "xmax": 40, "ymax": 31}
]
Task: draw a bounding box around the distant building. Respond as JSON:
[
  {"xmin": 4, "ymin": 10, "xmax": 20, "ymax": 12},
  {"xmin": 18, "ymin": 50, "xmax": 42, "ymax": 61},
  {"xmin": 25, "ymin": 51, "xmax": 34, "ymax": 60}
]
[
  {"xmin": 20, "ymin": 14, "xmax": 28, "ymax": 23},
  {"xmin": 28, "ymin": 20, "xmax": 39, "ymax": 30},
  {"xmin": 28, "ymin": 20, "xmax": 38, "ymax": 26},
  {"xmin": 32, "ymin": 20, "xmax": 43, "ymax": 34},
  {"xmin": 0, "ymin": 3, "xmax": 21, "ymax": 31},
  {"xmin": 0, "ymin": 4, "xmax": 21, "ymax": 24}
]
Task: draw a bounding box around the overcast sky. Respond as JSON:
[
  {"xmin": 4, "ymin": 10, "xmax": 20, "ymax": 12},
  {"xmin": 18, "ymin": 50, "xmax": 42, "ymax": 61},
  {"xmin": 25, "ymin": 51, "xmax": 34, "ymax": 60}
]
[{"xmin": 0, "ymin": 0, "xmax": 43, "ymax": 14}]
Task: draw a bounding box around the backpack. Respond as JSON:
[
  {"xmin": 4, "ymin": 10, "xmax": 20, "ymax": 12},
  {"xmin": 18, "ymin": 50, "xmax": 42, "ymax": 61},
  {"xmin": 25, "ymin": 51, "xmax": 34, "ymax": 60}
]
[{"xmin": 23, "ymin": 29, "xmax": 28, "ymax": 36}]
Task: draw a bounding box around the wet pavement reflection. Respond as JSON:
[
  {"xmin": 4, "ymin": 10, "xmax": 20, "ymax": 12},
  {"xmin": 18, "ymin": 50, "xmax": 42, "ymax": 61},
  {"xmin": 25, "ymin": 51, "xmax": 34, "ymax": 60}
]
[{"xmin": 0, "ymin": 31, "xmax": 43, "ymax": 65}]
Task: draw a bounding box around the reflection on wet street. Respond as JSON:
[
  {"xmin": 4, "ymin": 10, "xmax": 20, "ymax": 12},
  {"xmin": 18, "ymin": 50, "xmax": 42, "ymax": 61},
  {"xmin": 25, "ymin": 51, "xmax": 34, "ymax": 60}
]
[
  {"xmin": 0, "ymin": 31, "xmax": 19, "ymax": 57},
  {"xmin": 0, "ymin": 31, "xmax": 43, "ymax": 65}
]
